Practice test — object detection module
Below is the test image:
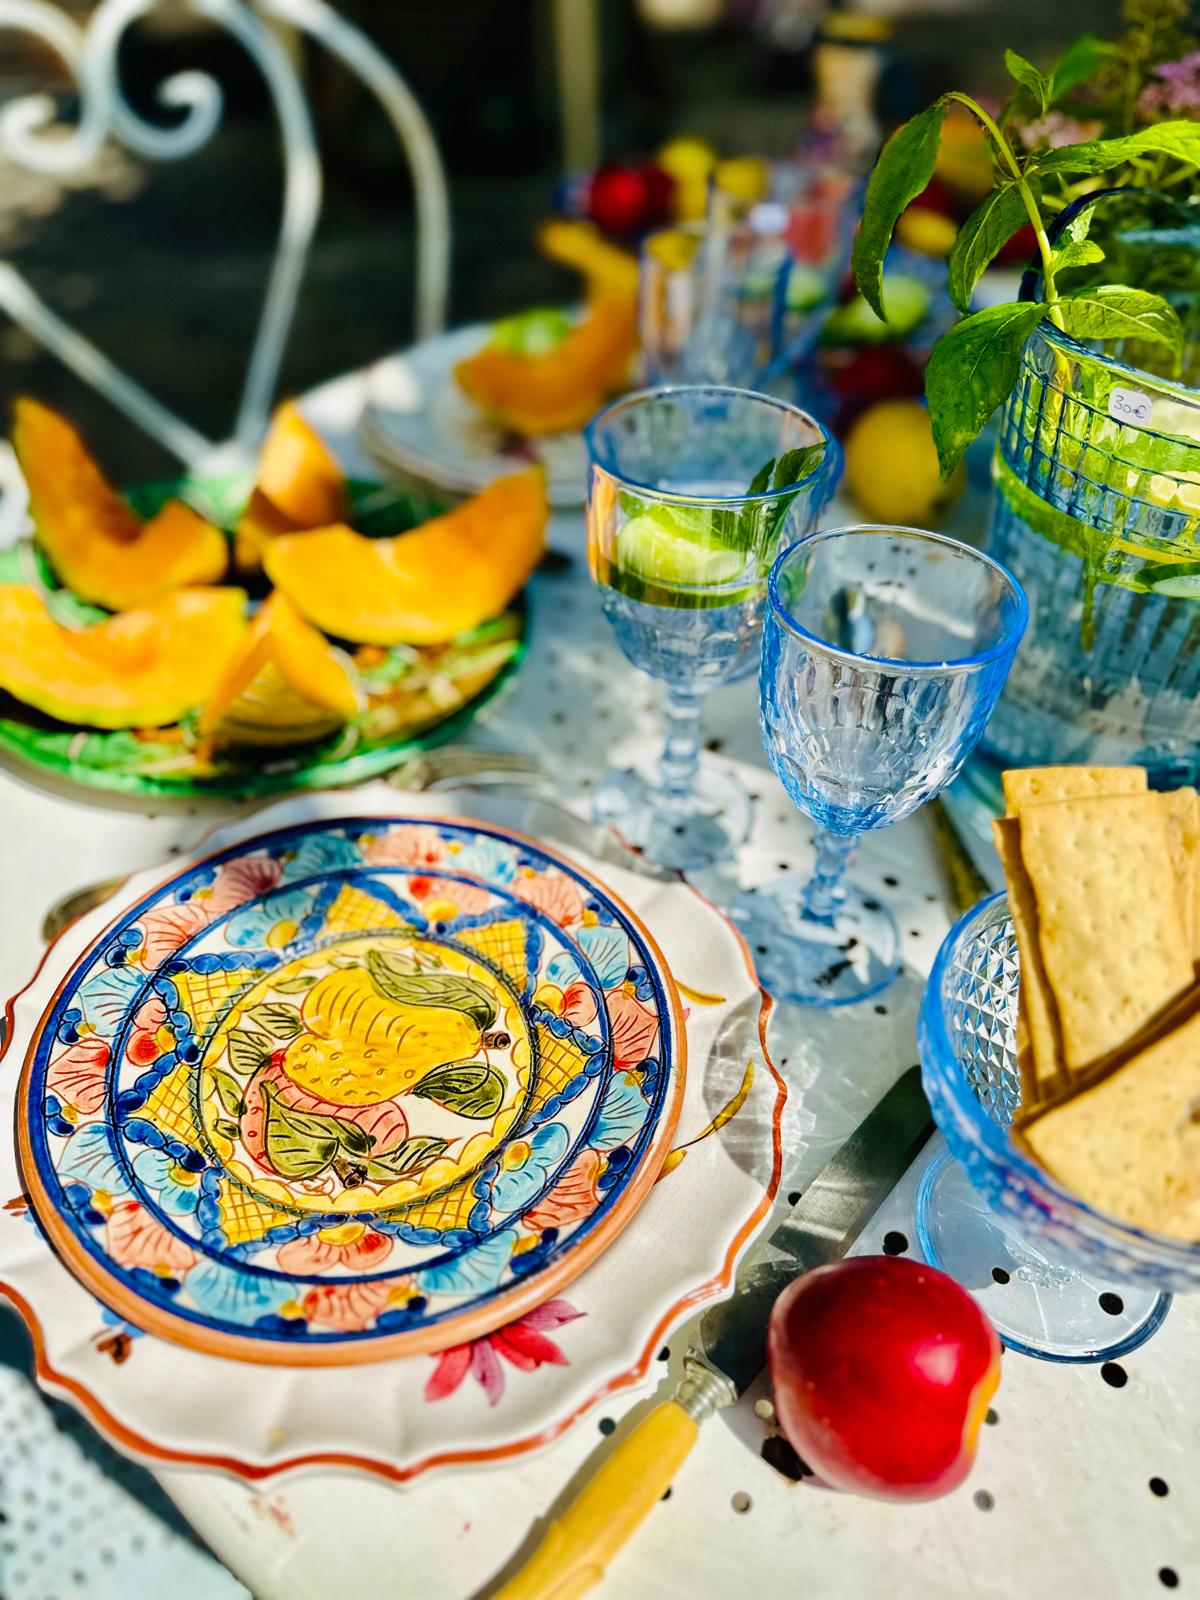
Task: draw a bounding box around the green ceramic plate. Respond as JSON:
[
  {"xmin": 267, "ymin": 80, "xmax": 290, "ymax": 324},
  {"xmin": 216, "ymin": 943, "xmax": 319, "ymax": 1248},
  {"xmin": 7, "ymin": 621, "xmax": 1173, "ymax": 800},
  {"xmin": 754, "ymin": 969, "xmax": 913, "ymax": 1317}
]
[{"xmin": 0, "ymin": 474, "xmax": 525, "ymax": 798}]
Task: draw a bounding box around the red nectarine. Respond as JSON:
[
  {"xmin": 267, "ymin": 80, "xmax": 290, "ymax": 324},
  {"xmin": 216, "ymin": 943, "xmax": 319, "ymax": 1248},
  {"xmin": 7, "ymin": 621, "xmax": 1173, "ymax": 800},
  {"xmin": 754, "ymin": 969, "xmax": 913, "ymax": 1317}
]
[{"xmin": 767, "ymin": 1255, "xmax": 1001, "ymax": 1501}]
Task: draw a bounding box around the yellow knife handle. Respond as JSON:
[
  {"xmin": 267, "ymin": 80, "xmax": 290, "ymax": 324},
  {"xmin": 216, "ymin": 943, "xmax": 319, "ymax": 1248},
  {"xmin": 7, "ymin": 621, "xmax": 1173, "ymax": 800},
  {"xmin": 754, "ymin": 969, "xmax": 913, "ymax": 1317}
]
[{"xmin": 493, "ymin": 1400, "xmax": 699, "ymax": 1600}]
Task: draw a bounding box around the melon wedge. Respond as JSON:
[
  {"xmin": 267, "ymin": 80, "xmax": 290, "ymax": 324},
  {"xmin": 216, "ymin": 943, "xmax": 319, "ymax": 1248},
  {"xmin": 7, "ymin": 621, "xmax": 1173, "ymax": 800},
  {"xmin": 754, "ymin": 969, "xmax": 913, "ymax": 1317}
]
[
  {"xmin": 263, "ymin": 467, "xmax": 547, "ymax": 646},
  {"xmin": 455, "ymin": 296, "xmax": 637, "ymax": 435},
  {"xmin": 235, "ymin": 401, "xmax": 349, "ymax": 573},
  {"xmin": 0, "ymin": 585, "xmax": 247, "ymax": 729},
  {"xmin": 12, "ymin": 399, "xmax": 229, "ymax": 610},
  {"xmin": 200, "ymin": 591, "xmax": 363, "ymax": 747}
]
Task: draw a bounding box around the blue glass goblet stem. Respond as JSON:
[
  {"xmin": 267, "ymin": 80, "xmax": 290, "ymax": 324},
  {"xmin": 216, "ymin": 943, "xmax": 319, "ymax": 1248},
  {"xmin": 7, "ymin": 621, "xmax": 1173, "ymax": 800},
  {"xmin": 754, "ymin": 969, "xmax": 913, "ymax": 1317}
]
[{"xmin": 585, "ymin": 385, "xmax": 841, "ymax": 872}]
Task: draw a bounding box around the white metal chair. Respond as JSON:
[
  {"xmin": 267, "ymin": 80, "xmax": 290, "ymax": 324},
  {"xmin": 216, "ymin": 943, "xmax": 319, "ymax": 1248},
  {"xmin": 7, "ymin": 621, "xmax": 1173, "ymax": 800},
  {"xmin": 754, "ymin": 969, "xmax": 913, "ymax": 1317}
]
[{"xmin": 0, "ymin": 0, "xmax": 451, "ymax": 467}]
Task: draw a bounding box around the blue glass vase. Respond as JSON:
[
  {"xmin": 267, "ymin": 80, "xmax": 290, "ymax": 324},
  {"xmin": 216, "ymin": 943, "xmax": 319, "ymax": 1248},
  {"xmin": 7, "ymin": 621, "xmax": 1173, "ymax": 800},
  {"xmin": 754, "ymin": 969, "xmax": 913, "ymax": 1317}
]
[{"xmin": 981, "ymin": 321, "xmax": 1200, "ymax": 785}]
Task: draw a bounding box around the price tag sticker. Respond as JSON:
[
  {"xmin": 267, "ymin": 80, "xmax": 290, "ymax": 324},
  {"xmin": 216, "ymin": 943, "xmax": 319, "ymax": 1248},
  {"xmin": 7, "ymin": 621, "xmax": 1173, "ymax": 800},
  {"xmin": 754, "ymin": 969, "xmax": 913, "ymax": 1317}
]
[{"xmin": 1109, "ymin": 387, "xmax": 1154, "ymax": 426}]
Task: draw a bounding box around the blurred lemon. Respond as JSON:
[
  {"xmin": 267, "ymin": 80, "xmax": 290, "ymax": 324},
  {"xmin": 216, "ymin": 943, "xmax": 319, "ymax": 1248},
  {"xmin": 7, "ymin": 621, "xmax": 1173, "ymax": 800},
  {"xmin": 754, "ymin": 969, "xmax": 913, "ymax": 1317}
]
[
  {"xmin": 844, "ymin": 400, "xmax": 966, "ymax": 526},
  {"xmin": 713, "ymin": 156, "xmax": 769, "ymax": 204},
  {"xmin": 895, "ymin": 205, "xmax": 958, "ymax": 259},
  {"xmin": 657, "ymin": 136, "xmax": 718, "ymax": 182},
  {"xmin": 644, "ymin": 226, "xmax": 701, "ymax": 272},
  {"xmin": 658, "ymin": 136, "xmax": 718, "ymax": 220}
]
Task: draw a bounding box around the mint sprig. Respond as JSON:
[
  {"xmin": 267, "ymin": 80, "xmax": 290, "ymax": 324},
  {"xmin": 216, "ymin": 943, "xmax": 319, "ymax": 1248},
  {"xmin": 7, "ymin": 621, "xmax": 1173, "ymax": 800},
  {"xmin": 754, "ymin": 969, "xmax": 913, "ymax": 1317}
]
[
  {"xmin": 852, "ymin": 46, "xmax": 1200, "ymax": 477},
  {"xmin": 735, "ymin": 444, "xmax": 827, "ymax": 548}
]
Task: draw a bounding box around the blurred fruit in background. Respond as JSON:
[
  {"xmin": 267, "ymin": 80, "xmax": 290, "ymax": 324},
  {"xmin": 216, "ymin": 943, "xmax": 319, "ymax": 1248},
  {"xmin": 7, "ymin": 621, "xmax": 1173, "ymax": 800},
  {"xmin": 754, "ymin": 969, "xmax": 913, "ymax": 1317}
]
[
  {"xmin": 821, "ymin": 344, "xmax": 926, "ymax": 432},
  {"xmin": 934, "ymin": 102, "xmax": 996, "ymax": 205},
  {"xmin": 844, "ymin": 399, "xmax": 966, "ymax": 526},
  {"xmin": 587, "ymin": 162, "xmax": 675, "ymax": 236},
  {"xmin": 711, "ymin": 155, "xmax": 770, "ymax": 210},
  {"xmin": 895, "ymin": 178, "xmax": 959, "ymax": 259},
  {"xmin": 656, "ymin": 136, "xmax": 719, "ymax": 221}
]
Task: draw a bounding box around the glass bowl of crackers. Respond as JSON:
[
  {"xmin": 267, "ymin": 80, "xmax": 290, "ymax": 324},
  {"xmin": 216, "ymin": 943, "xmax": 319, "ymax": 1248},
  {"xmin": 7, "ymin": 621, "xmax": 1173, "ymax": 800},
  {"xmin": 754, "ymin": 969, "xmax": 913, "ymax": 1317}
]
[{"xmin": 917, "ymin": 764, "xmax": 1199, "ymax": 1363}]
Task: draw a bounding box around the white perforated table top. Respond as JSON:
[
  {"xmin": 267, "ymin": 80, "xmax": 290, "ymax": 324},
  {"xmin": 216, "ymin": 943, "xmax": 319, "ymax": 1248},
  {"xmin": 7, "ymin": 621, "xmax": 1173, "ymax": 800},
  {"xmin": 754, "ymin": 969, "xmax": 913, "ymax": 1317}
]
[{"xmin": 0, "ymin": 368, "xmax": 1194, "ymax": 1600}]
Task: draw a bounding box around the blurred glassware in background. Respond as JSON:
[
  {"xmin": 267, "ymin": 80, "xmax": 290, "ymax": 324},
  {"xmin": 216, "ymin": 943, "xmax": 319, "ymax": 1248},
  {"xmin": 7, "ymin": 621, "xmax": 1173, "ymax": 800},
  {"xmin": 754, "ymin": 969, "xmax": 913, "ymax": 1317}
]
[
  {"xmin": 736, "ymin": 525, "xmax": 1027, "ymax": 1005},
  {"xmin": 639, "ymin": 159, "xmax": 860, "ymax": 391},
  {"xmin": 586, "ymin": 384, "xmax": 840, "ymax": 871}
]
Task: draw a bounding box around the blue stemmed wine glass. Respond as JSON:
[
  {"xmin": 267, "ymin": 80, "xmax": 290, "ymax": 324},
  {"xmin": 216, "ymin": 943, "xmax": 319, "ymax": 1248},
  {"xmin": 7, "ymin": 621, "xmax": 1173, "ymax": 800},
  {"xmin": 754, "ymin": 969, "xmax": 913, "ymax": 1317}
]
[
  {"xmin": 734, "ymin": 525, "xmax": 1028, "ymax": 1005},
  {"xmin": 585, "ymin": 386, "xmax": 840, "ymax": 872}
]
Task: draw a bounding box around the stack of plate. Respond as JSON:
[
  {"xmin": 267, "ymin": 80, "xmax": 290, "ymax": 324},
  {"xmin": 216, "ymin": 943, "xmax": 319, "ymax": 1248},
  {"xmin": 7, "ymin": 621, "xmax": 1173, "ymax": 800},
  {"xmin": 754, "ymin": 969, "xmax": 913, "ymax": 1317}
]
[
  {"xmin": 0, "ymin": 788, "xmax": 782, "ymax": 1484},
  {"xmin": 360, "ymin": 331, "xmax": 589, "ymax": 509}
]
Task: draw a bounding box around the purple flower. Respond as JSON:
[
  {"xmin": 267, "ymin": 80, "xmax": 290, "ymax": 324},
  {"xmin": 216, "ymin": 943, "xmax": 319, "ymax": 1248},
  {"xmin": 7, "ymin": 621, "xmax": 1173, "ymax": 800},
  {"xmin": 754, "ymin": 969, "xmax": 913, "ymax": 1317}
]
[
  {"xmin": 1017, "ymin": 113, "xmax": 1103, "ymax": 151},
  {"xmin": 1139, "ymin": 53, "xmax": 1200, "ymax": 119}
]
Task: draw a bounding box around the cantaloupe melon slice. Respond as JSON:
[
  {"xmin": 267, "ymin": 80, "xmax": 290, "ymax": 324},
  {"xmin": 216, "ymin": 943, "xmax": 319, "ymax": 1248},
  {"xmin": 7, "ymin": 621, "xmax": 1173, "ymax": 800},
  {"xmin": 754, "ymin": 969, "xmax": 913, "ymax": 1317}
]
[
  {"xmin": 199, "ymin": 591, "xmax": 363, "ymax": 747},
  {"xmin": 263, "ymin": 467, "xmax": 547, "ymax": 646},
  {"xmin": 234, "ymin": 401, "xmax": 349, "ymax": 573},
  {"xmin": 12, "ymin": 399, "xmax": 229, "ymax": 610},
  {"xmin": 0, "ymin": 585, "xmax": 247, "ymax": 728},
  {"xmin": 455, "ymin": 296, "xmax": 637, "ymax": 436}
]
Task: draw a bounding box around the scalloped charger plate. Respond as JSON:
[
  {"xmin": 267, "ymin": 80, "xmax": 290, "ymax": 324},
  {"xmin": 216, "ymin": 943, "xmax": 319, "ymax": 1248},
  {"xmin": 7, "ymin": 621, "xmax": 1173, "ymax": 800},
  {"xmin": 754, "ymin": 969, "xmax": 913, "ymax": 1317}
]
[{"xmin": 0, "ymin": 787, "xmax": 782, "ymax": 1483}]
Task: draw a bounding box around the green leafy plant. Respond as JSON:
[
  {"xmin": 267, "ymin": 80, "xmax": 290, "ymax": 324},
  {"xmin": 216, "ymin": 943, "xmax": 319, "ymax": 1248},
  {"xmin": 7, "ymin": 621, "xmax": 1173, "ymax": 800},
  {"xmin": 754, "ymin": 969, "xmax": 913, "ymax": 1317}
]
[{"xmin": 852, "ymin": 48, "xmax": 1200, "ymax": 476}]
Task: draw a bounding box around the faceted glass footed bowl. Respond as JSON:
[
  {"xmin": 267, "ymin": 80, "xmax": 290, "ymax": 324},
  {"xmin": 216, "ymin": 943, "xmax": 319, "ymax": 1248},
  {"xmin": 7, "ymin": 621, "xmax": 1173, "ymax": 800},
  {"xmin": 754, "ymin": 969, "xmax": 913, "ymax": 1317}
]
[{"xmin": 917, "ymin": 891, "xmax": 1200, "ymax": 1297}]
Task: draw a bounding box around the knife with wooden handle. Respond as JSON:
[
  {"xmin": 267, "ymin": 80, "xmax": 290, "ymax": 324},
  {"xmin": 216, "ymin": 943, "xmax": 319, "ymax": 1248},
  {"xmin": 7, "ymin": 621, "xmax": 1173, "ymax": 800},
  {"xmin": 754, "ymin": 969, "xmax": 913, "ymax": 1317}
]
[{"xmin": 494, "ymin": 1065, "xmax": 933, "ymax": 1600}]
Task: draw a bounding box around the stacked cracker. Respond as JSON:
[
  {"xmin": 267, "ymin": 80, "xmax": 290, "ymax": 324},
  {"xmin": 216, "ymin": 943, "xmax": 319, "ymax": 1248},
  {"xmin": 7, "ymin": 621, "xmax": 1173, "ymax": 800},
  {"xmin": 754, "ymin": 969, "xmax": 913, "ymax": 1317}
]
[{"xmin": 994, "ymin": 765, "xmax": 1200, "ymax": 1242}]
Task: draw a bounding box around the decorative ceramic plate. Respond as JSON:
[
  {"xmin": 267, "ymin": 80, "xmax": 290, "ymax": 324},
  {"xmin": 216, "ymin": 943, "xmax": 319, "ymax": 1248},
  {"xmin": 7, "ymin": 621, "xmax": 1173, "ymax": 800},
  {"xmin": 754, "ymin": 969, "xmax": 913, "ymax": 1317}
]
[
  {"xmin": 0, "ymin": 787, "xmax": 781, "ymax": 1483},
  {"xmin": 361, "ymin": 326, "xmax": 588, "ymax": 508},
  {"xmin": 0, "ymin": 476, "xmax": 524, "ymax": 798},
  {"xmin": 15, "ymin": 808, "xmax": 684, "ymax": 1364}
]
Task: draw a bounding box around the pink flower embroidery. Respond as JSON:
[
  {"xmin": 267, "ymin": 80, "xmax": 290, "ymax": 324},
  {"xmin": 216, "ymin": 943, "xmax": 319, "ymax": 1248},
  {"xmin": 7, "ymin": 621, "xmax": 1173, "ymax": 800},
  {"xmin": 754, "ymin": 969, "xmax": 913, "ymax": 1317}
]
[
  {"xmin": 424, "ymin": 1299, "xmax": 585, "ymax": 1407},
  {"xmin": 136, "ymin": 901, "xmax": 209, "ymax": 966},
  {"xmin": 525, "ymin": 1150, "xmax": 603, "ymax": 1229},
  {"xmin": 105, "ymin": 1202, "xmax": 195, "ymax": 1274},
  {"xmin": 205, "ymin": 854, "xmax": 284, "ymax": 916},
  {"xmin": 511, "ymin": 871, "xmax": 587, "ymax": 928},
  {"xmin": 363, "ymin": 826, "xmax": 446, "ymax": 869},
  {"xmin": 606, "ymin": 988, "xmax": 660, "ymax": 1069},
  {"xmin": 301, "ymin": 1279, "xmax": 394, "ymax": 1332},
  {"xmin": 46, "ymin": 1035, "xmax": 109, "ymax": 1115},
  {"xmin": 276, "ymin": 1227, "xmax": 393, "ymax": 1274}
]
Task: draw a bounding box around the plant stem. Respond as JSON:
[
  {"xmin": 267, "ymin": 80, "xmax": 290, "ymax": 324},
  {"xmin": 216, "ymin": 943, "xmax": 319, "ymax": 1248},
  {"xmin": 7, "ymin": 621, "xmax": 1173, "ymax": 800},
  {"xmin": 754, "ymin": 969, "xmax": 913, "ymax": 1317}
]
[{"xmin": 948, "ymin": 91, "xmax": 1064, "ymax": 325}]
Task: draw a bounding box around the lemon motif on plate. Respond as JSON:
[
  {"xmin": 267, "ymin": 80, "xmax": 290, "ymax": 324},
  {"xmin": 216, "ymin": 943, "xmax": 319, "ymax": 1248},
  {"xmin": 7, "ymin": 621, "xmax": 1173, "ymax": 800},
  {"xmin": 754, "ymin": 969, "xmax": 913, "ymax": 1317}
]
[{"xmin": 201, "ymin": 933, "xmax": 531, "ymax": 1211}]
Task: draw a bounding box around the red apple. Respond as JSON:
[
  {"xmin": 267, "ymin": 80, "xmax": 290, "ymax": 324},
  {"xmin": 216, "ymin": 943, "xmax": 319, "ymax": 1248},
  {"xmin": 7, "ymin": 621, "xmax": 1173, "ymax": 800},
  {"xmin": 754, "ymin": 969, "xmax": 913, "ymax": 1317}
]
[{"xmin": 767, "ymin": 1255, "xmax": 1001, "ymax": 1501}]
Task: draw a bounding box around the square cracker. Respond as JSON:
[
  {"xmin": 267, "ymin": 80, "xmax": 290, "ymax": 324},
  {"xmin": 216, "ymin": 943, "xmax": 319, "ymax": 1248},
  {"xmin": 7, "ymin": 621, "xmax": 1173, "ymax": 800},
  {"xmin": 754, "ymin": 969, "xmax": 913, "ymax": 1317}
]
[
  {"xmin": 1019, "ymin": 794, "xmax": 1193, "ymax": 1072},
  {"xmin": 1002, "ymin": 765, "xmax": 1147, "ymax": 816},
  {"xmin": 1020, "ymin": 1008, "xmax": 1200, "ymax": 1240},
  {"xmin": 992, "ymin": 817, "xmax": 1064, "ymax": 1099},
  {"xmin": 1159, "ymin": 787, "xmax": 1200, "ymax": 961}
]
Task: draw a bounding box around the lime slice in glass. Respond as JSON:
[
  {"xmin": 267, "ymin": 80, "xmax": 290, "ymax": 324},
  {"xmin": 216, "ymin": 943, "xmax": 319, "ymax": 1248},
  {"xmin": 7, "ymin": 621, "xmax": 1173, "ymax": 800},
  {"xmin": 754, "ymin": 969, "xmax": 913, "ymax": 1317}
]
[
  {"xmin": 608, "ymin": 512, "xmax": 755, "ymax": 608},
  {"xmin": 616, "ymin": 514, "xmax": 746, "ymax": 587}
]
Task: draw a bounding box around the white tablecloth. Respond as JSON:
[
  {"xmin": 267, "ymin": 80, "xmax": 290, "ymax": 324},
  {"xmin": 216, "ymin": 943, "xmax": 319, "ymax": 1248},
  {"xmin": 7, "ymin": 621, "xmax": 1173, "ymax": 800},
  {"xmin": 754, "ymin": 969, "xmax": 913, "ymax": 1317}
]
[{"xmin": 0, "ymin": 368, "xmax": 1194, "ymax": 1600}]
